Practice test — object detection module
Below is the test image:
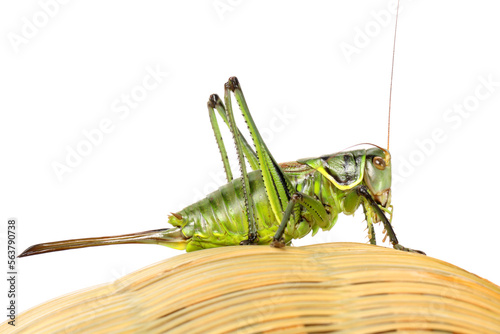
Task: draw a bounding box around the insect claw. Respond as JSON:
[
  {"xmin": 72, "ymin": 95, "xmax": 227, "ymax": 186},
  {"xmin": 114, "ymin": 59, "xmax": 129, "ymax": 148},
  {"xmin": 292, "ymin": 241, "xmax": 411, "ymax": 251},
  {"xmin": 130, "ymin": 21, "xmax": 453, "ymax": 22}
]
[
  {"xmin": 270, "ymin": 237, "xmax": 286, "ymax": 248},
  {"xmin": 394, "ymin": 244, "xmax": 426, "ymax": 255},
  {"xmin": 240, "ymin": 232, "xmax": 259, "ymax": 246}
]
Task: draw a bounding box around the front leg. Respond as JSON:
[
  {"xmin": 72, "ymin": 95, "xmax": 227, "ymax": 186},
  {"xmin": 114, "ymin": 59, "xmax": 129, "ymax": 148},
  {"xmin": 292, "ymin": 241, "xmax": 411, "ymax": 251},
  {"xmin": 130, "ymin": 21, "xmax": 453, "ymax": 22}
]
[
  {"xmin": 357, "ymin": 186, "xmax": 425, "ymax": 255},
  {"xmin": 367, "ymin": 219, "xmax": 376, "ymax": 245}
]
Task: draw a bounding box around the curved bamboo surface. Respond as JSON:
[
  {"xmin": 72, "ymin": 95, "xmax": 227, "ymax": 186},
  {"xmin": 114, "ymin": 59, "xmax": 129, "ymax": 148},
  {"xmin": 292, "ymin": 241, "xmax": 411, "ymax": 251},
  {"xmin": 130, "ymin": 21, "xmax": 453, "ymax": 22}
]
[{"xmin": 2, "ymin": 242, "xmax": 500, "ymax": 333}]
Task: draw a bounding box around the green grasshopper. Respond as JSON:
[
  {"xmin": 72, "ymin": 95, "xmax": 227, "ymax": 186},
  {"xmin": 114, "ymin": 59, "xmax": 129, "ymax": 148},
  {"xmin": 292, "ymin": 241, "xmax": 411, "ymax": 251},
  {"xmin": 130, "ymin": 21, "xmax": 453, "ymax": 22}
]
[{"xmin": 20, "ymin": 77, "xmax": 424, "ymax": 258}]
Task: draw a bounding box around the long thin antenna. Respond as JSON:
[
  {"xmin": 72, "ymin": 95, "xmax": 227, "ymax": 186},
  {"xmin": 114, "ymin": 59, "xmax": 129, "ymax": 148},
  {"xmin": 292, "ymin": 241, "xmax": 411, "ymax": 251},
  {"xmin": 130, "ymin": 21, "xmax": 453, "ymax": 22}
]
[{"xmin": 387, "ymin": 0, "xmax": 401, "ymax": 151}]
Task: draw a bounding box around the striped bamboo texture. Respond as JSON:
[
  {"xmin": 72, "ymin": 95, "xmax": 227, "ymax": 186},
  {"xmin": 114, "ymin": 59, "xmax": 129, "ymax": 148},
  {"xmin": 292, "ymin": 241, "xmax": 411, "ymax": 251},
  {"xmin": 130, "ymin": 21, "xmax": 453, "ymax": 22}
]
[{"xmin": 2, "ymin": 242, "xmax": 500, "ymax": 333}]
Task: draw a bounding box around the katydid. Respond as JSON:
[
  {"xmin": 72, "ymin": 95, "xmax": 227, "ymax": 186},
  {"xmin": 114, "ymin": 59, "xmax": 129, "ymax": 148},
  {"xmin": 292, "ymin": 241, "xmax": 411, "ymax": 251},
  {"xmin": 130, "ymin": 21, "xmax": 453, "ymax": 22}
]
[{"xmin": 19, "ymin": 76, "xmax": 424, "ymax": 258}]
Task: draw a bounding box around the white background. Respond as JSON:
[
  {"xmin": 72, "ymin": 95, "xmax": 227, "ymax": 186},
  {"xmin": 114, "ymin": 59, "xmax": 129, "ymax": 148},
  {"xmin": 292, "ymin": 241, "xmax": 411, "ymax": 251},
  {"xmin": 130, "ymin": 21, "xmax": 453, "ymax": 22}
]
[{"xmin": 1, "ymin": 0, "xmax": 499, "ymax": 315}]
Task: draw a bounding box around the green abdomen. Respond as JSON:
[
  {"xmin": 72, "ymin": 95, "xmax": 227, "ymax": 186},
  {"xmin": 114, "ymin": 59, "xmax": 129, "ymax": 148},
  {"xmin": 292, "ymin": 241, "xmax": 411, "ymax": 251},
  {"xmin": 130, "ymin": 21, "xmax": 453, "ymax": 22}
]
[
  {"xmin": 174, "ymin": 171, "xmax": 278, "ymax": 251},
  {"xmin": 169, "ymin": 165, "xmax": 342, "ymax": 251}
]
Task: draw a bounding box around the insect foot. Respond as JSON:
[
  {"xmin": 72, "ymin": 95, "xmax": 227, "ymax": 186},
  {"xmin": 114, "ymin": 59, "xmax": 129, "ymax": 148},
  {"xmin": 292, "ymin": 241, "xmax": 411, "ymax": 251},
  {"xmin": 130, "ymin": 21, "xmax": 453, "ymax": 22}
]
[
  {"xmin": 240, "ymin": 233, "xmax": 260, "ymax": 245},
  {"xmin": 394, "ymin": 243, "xmax": 426, "ymax": 255},
  {"xmin": 270, "ymin": 237, "xmax": 286, "ymax": 248}
]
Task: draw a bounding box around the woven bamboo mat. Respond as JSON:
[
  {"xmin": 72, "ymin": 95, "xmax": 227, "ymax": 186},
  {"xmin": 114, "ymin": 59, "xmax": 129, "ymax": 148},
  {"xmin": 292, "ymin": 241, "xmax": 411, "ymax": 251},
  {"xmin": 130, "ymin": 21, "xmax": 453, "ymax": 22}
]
[{"xmin": 2, "ymin": 242, "xmax": 499, "ymax": 333}]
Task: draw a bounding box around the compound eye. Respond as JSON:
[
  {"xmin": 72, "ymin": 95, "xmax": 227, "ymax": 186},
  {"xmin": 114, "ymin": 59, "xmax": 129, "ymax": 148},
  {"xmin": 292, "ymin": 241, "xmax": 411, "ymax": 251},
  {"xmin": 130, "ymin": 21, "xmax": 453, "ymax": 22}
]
[{"xmin": 373, "ymin": 156, "xmax": 386, "ymax": 170}]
